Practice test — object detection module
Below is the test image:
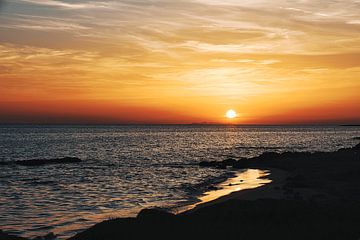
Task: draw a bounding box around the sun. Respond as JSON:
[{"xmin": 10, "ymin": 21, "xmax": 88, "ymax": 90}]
[{"xmin": 226, "ymin": 109, "xmax": 237, "ymax": 119}]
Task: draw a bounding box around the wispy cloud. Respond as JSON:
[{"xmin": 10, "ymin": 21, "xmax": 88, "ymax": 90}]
[
  {"xmin": 0, "ymin": 0, "xmax": 359, "ymax": 123},
  {"xmin": 1, "ymin": 14, "xmax": 91, "ymax": 31},
  {"xmin": 17, "ymin": 0, "xmax": 114, "ymax": 9},
  {"xmin": 347, "ymin": 20, "xmax": 360, "ymax": 25}
]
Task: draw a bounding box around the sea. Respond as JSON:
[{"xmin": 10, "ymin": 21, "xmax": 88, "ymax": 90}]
[{"xmin": 0, "ymin": 125, "xmax": 359, "ymax": 239}]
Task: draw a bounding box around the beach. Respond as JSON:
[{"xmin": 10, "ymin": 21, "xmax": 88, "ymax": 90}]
[
  {"xmin": 2, "ymin": 0, "xmax": 360, "ymax": 238},
  {"xmin": 2, "ymin": 140, "xmax": 360, "ymax": 240},
  {"xmin": 3, "ymin": 125, "xmax": 358, "ymax": 239},
  {"xmin": 69, "ymin": 141, "xmax": 360, "ymax": 240}
]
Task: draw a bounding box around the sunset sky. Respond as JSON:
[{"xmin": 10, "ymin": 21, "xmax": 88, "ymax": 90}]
[{"xmin": 0, "ymin": 0, "xmax": 359, "ymax": 124}]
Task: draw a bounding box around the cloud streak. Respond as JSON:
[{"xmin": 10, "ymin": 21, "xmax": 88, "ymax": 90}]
[
  {"xmin": 0, "ymin": 0, "xmax": 359, "ymax": 123},
  {"xmin": 17, "ymin": 0, "xmax": 113, "ymax": 9}
]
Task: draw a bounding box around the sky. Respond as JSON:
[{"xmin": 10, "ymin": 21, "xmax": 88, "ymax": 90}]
[{"xmin": 0, "ymin": 0, "xmax": 359, "ymax": 124}]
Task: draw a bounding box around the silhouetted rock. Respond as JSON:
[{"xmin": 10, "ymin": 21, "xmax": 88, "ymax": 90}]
[
  {"xmin": 0, "ymin": 230, "xmax": 28, "ymax": 240},
  {"xmin": 32, "ymin": 232, "xmax": 56, "ymax": 240},
  {"xmin": 69, "ymin": 199, "xmax": 360, "ymax": 240},
  {"xmin": 199, "ymin": 161, "xmax": 217, "ymax": 167},
  {"xmin": 137, "ymin": 209, "xmax": 176, "ymax": 223},
  {"xmin": 199, "ymin": 143, "xmax": 360, "ymax": 171},
  {"xmin": 207, "ymin": 185, "xmax": 219, "ymax": 190},
  {"xmin": 14, "ymin": 157, "xmax": 81, "ymax": 166},
  {"xmin": 256, "ymin": 151, "xmax": 280, "ymax": 161},
  {"xmin": 223, "ymin": 158, "xmax": 237, "ymax": 166},
  {"xmin": 199, "ymin": 158, "xmax": 237, "ymax": 169},
  {"xmin": 285, "ymin": 175, "xmax": 309, "ymax": 188}
]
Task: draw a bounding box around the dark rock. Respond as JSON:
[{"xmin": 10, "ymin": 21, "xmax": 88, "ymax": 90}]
[
  {"xmin": 137, "ymin": 209, "xmax": 176, "ymax": 223},
  {"xmin": 69, "ymin": 199, "xmax": 360, "ymax": 240},
  {"xmin": 223, "ymin": 158, "xmax": 237, "ymax": 166},
  {"xmin": 43, "ymin": 232, "xmax": 56, "ymax": 240},
  {"xmin": 255, "ymin": 151, "xmax": 280, "ymax": 161},
  {"xmin": 199, "ymin": 161, "xmax": 216, "ymax": 167},
  {"xmin": 0, "ymin": 230, "xmax": 28, "ymax": 240},
  {"xmin": 208, "ymin": 185, "xmax": 219, "ymax": 190},
  {"xmin": 200, "ymin": 158, "xmax": 238, "ymax": 169},
  {"xmin": 215, "ymin": 164, "xmax": 227, "ymax": 169},
  {"xmin": 285, "ymin": 175, "xmax": 309, "ymax": 188},
  {"xmin": 14, "ymin": 157, "xmax": 81, "ymax": 166}
]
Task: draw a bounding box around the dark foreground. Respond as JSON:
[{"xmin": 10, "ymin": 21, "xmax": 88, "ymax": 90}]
[{"xmin": 2, "ymin": 143, "xmax": 360, "ymax": 240}]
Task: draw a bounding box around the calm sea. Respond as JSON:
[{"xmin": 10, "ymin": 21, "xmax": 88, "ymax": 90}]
[{"xmin": 0, "ymin": 125, "xmax": 359, "ymax": 238}]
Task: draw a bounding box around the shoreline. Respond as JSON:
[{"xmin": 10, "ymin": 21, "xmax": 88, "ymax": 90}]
[
  {"xmin": 66, "ymin": 142, "xmax": 360, "ymax": 240},
  {"xmin": 1, "ymin": 142, "xmax": 360, "ymax": 240},
  {"xmin": 0, "ymin": 168, "xmax": 274, "ymax": 240},
  {"xmin": 184, "ymin": 168, "xmax": 288, "ymax": 214},
  {"xmin": 173, "ymin": 168, "xmax": 272, "ymax": 214}
]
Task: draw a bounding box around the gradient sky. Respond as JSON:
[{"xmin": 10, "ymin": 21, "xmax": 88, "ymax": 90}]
[{"xmin": 0, "ymin": 0, "xmax": 359, "ymax": 124}]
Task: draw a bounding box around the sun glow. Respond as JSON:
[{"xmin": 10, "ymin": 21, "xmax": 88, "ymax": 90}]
[
  {"xmin": 0, "ymin": 0, "xmax": 359, "ymax": 125},
  {"xmin": 226, "ymin": 109, "xmax": 237, "ymax": 119}
]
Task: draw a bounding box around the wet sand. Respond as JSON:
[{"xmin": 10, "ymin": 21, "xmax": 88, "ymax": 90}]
[
  {"xmin": 185, "ymin": 168, "xmax": 288, "ymax": 213},
  {"xmin": 173, "ymin": 168, "xmax": 272, "ymax": 213}
]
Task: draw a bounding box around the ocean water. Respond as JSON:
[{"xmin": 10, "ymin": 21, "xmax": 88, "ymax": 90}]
[{"xmin": 0, "ymin": 125, "xmax": 359, "ymax": 239}]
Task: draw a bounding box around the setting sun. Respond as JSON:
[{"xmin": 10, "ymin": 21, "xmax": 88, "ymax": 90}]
[
  {"xmin": 1, "ymin": 1, "xmax": 360, "ymax": 239},
  {"xmin": 226, "ymin": 110, "xmax": 237, "ymax": 119}
]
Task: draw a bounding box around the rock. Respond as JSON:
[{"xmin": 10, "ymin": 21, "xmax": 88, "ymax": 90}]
[
  {"xmin": 285, "ymin": 175, "xmax": 309, "ymax": 188},
  {"xmin": 0, "ymin": 230, "xmax": 28, "ymax": 240},
  {"xmin": 199, "ymin": 159, "xmax": 236, "ymax": 169},
  {"xmin": 199, "ymin": 161, "xmax": 217, "ymax": 167},
  {"xmin": 223, "ymin": 158, "xmax": 237, "ymax": 166},
  {"xmin": 215, "ymin": 164, "xmax": 227, "ymax": 169},
  {"xmin": 14, "ymin": 157, "xmax": 81, "ymax": 166},
  {"xmin": 137, "ymin": 209, "xmax": 176, "ymax": 223},
  {"xmin": 257, "ymin": 152, "xmax": 280, "ymax": 160},
  {"xmin": 43, "ymin": 232, "xmax": 56, "ymax": 240},
  {"xmin": 208, "ymin": 185, "xmax": 219, "ymax": 190},
  {"xmin": 32, "ymin": 232, "xmax": 56, "ymax": 240}
]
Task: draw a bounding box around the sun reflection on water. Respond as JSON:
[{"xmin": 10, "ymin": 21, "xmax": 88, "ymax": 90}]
[{"xmin": 175, "ymin": 169, "xmax": 271, "ymax": 213}]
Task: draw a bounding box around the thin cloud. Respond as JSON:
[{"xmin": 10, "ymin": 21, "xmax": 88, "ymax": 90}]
[
  {"xmin": 0, "ymin": 0, "xmax": 5, "ymax": 12},
  {"xmin": 18, "ymin": 0, "xmax": 113, "ymax": 9},
  {"xmin": 3, "ymin": 17, "xmax": 91, "ymax": 31}
]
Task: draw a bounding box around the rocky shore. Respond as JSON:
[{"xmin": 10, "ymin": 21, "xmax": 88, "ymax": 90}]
[{"xmin": 1, "ymin": 142, "xmax": 360, "ymax": 240}]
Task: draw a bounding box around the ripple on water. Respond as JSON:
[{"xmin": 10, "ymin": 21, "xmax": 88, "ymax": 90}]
[{"xmin": 0, "ymin": 125, "xmax": 359, "ymax": 239}]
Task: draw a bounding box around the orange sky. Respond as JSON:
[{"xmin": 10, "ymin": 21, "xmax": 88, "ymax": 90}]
[{"xmin": 0, "ymin": 0, "xmax": 359, "ymax": 124}]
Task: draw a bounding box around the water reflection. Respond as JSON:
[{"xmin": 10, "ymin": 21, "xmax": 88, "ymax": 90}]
[
  {"xmin": 176, "ymin": 169, "xmax": 271, "ymax": 213},
  {"xmin": 1, "ymin": 125, "xmax": 359, "ymax": 238}
]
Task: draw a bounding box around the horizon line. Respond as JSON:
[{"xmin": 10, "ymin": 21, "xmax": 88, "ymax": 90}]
[{"xmin": 0, "ymin": 123, "xmax": 359, "ymax": 127}]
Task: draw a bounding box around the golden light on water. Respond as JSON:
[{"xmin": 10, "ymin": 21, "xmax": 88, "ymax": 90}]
[
  {"xmin": 174, "ymin": 169, "xmax": 271, "ymax": 213},
  {"xmin": 226, "ymin": 110, "xmax": 237, "ymax": 119}
]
